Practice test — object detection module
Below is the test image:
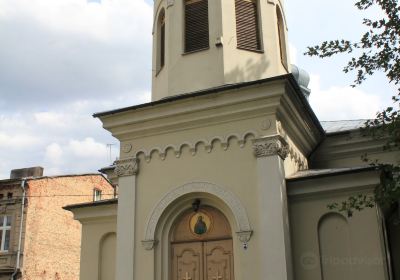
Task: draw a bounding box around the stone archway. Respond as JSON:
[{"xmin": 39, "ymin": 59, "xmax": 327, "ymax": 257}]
[{"xmin": 142, "ymin": 182, "xmax": 253, "ymax": 250}]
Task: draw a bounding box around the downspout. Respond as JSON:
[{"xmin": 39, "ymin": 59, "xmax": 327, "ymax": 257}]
[{"xmin": 11, "ymin": 179, "xmax": 26, "ymax": 280}]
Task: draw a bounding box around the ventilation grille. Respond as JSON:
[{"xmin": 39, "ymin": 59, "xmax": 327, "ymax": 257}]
[
  {"xmin": 235, "ymin": 0, "xmax": 261, "ymax": 51},
  {"xmin": 185, "ymin": 0, "xmax": 209, "ymax": 53}
]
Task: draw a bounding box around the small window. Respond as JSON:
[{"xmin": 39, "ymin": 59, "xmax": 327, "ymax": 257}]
[
  {"xmin": 93, "ymin": 189, "xmax": 102, "ymax": 202},
  {"xmin": 277, "ymin": 7, "xmax": 288, "ymax": 69},
  {"xmin": 235, "ymin": 0, "xmax": 261, "ymax": 51},
  {"xmin": 157, "ymin": 10, "xmax": 166, "ymax": 72},
  {"xmin": 0, "ymin": 194, "xmax": 4, "ymax": 200},
  {"xmin": 7, "ymin": 193, "xmax": 12, "ymax": 200},
  {"xmin": 0, "ymin": 216, "xmax": 12, "ymax": 252},
  {"xmin": 184, "ymin": 0, "xmax": 209, "ymax": 53}
]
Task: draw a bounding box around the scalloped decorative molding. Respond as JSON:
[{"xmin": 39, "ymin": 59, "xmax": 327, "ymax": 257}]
[
  {"xmin": 142, "ymin": 182, "xmax": 253, "ymax": 250},
  {"xmin": 135, "ymin": 131, "xmax": 257, "ymax": 163}
]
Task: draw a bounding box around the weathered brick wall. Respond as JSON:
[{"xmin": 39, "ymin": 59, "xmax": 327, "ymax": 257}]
[{"xmin": 22, "ymin": 175, "xmax": 114, "ymax": 280}]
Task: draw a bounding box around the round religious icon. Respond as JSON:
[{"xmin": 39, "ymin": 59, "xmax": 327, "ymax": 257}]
[{"xmin": 189, "ymin": 211, "xmax": 212, "ymax": 236}]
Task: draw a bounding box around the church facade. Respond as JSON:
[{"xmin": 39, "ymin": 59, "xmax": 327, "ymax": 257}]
[{"xmin": 66, "ymin": 0, "xmax": 400, "ymax": 279}]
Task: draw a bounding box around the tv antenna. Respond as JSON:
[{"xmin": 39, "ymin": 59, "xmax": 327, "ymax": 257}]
[{"xmin": 106, "ymin": 144, "xmax": 116, "ymax": 164}]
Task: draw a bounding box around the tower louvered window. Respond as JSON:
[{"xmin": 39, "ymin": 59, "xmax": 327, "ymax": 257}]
[
  {"xmin": 185, "ymin": 0, "xmax": 209, "ymax": 53},
  {"xmin": 235, "ymin": 0, "xmax": 261, "ymax": 51},
  {"xmin": 160, "ymin": 14, "xmax": 166, "ymax": 68},
  {"xmin": 157, "ymin": 10, "xmax": 166, "ymax": 72},
  {"xmin": 277, "ymin": 7, "xmax": 288, "ymax": 69}
]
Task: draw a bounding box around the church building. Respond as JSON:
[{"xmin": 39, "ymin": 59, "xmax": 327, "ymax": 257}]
[{"xmin": 66, "ymin": 0, "xmax": 400, "ymax": 279}]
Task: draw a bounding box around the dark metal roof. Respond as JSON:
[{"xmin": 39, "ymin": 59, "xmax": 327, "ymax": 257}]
[{"xmin": 63, "ymin": 198, "xmax": 118, "ymax": 211}]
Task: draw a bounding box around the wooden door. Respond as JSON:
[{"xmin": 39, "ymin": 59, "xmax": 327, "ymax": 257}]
[
  {"xmin": 171, "ymin": 240, "xmax": 234, "ymax": 280},
  {"xmin": 171, "ymin": 207, "xmax": 234, "ymax": 280},
  {"xmin": 172, "ymin": 242, "xmax": 203, "ymax": 280},
  {"xmin": 204, "ymin": 240, "xmax": 234, "ymax": 280}
]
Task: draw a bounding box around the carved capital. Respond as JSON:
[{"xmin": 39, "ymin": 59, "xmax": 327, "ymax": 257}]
[
  {"xmin": 236, "ymin": 230, "xmax": 253, "ymax": 243},
  {"xmin": 252, "ymin": 135, "xmax": 289, "ymax": 159},
  {"xmin": 114, "ymin": 157, "xmax": 139, "ymax": 177},
  {"xmin": 142, "ymin": 239, "xmax": 157, "ymax": 251}
]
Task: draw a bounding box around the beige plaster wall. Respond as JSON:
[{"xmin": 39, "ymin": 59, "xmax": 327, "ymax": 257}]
[
  {"xmin": 80, "ymin": 218, "xmax": 116, "ymax": 280},
  {"xmin": 133, "ymin": 142, "xmax": 265, "ymax": 280},
  {"xmin": 288, "ymin": 173, "xmax": 388, "ymax": 280}
]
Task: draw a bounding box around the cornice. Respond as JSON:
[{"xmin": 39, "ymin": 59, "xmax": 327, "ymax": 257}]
[
  {"xmin": 97, "ymin": 76, "xmax": 323, "ymax": 156},
  {"xmin": 277, "ymin": 84, "xmax": 323, "ymax": 156},
  {"xmin": 98, "ymin": 81, "xmax": 284, "ymax": 140},
  {"xmin": 287, "ymin": 169, "xmax": 380, "ymax": 199},
  {"xmin": 311, "ymin": 132, "xmax": 396, "ymax": 164}
]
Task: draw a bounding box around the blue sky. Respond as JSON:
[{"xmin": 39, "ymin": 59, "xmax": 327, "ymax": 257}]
[{"xmin": 0, "ymin": 0, "xmax": 396, "ymax": 179}]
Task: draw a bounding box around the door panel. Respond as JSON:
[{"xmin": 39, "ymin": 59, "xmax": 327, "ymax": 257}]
[
  {"xmin": 172, "ymin": 242, "xmax": 203, "ymax": 280},
  {"xmin": 204, "ymin": 240, "xmax": 234, "ymax": 280},
  {"xmin": 171, "ymin": 240, "xmax": 234, "ymax": 280}
]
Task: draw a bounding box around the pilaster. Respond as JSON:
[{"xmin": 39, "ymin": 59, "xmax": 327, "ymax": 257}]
[
  {"xmin": 114, "ymin": 157, "xmax": 139, "ymax": 280},
  {"xmin": 253, "ymin": 135, "xmax": 293, "ymax": 280}
]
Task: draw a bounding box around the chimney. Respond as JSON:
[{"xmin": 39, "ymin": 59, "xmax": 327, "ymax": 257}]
[{"xmin": 10, "ymin": 167, "xmax": 44, "ymax": 179}]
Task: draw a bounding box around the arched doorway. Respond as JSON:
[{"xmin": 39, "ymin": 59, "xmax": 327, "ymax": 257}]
[{"xmin": 170, "ymin": 205, "xmax": 234, "ymax": 280}]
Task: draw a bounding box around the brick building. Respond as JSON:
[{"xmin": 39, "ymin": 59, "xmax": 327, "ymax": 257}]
[{"xmin": 0, "ymin": 167, "xmax": 114, "ymax": 279}]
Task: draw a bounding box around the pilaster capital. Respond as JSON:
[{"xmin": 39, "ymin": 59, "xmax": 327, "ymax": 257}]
[
  {"xmin": 114, "ymin": 157, "xmax": 139, "ymax": 177},
  {"xmin": 252, "ymin": 135, "xmax": 289, "ymax": 159},
  {"xmin": 142, "ymin": 240, "xmax": 157, "ymax": 251}
]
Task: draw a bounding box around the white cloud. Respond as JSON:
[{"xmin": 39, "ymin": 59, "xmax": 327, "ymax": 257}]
[
  {"xmin": 68, "ymin": 137, "xmax": 108, "ymax": 159},
  {"xmin": 45, "ymin": 143, "xmax": 64, "ymax": 164},
  {"xmin": 34, "ymin": 112, "xmax": 65, "ymax": 127},
  {"xmin": 0, "ymin": 0, "xmax": 151, "ymax": 179},
  {"xmin": 0, "ymin": 0, "xmax": 153, "ymax": 109},
  {"xmin": 309, "ymin": 74, "xmax": 384, "ymax": 121},
  {"xmin": 289, "ymin": 43, "xmax": 297, "ymax": 65},
  {"xmin": 0, "ymin": 132, "xmax": 41, "ymax": 149}
]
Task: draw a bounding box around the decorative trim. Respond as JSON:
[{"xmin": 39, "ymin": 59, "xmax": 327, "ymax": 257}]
[
  {"xmin": 122, "ymin": 143, "xmax": 133, "ymax": 154},
  {"xmin": 142, "ymin": 240, "xmax": 157, "ymax": 251},
  {"xmin": 142, "ymin": 182, "xmax": 253, "ymax": 249},
  {"xmin": 236, "ymin": 230, "xmax": 253, "ymax": 243},
  {"xmin": 114, "ymin": 157, "xmax": 139, "ymax": 177},
  {"xmin": 166, "ymin": 0, "xmax": 174, "ymax": 7},
  {"xmin": 135, "ymin": 131, "xmax": 257, "ymax": 163},
  {"xmin": 252, "ymin": 135, "xmax": 289, "ymax": 159}
]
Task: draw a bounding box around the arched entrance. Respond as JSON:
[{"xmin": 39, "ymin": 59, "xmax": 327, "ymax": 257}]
[{"xmin": 170, "ymin": 205, "xmax": 234, "ymax": 280}]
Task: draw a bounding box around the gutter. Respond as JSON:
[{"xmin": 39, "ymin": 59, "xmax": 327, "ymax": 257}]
[{"xmin": 11, "ymin": 179, "xmax": 27, "ymax": 280}]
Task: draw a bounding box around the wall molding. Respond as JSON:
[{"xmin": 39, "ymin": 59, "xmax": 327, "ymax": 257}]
[{"xmin": 135, "ymin": 131, "xmax": 258, "ymax": 163}]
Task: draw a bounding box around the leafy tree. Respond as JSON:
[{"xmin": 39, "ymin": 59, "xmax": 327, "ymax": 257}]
[{"xmin": 305, "ymin": 0, "xmax": 400, "ymax": 217}]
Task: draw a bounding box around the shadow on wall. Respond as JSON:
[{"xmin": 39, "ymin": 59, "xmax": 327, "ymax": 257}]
[{"xmin": 225, "ymin": 55, "xmax": 270, "ymax": 84}]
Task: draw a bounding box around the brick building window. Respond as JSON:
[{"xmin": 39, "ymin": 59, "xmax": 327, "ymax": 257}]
[
  {"xmin": 0, "ymin": 216, "xmax": 12, "ymax": 252},
  {"xmin": 93, "ymin": 189, "xmax": 102, "ymax": 202}
]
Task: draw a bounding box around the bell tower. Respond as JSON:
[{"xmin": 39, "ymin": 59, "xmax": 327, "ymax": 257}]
[{"xmin": 152, "ymin": 0, "xmax": 290, "ymax": 101}]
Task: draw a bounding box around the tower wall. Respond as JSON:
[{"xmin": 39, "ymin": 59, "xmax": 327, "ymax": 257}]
[{"xmin": 152, "ymin": 0, "xmax": 290, "ymax": 101}]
